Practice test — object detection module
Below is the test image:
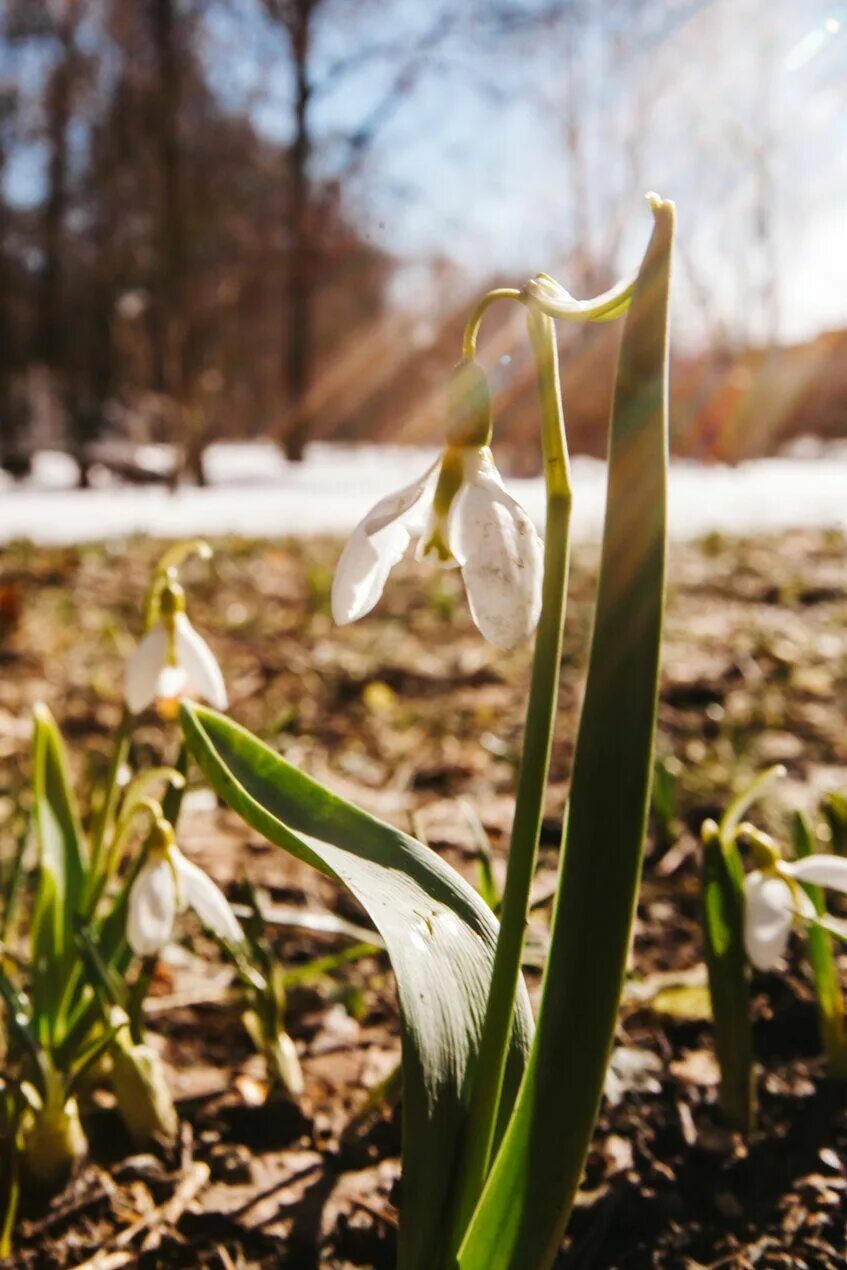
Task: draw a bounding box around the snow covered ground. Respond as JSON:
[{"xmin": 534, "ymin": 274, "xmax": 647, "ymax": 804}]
[{"xmin": 0, "ymin": 441, "xmax": 845, "ymax": 546}]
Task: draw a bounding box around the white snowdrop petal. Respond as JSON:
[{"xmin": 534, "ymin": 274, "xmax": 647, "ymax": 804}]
[
  {"xmin": 176, "ymin": 854, "xmax": 244, "ymax": 944},
  {"xmin": 361, "ymin": 461, "xmax": 439, "ymax": 536},
  {"xmin": 784, "ymin": 854, "xmax": 847, "ymax": 894},
  {"xmin": 452, "ymin": 467, "xmax": 544, "ymax": 650},
  {"xmin": 127, "ymin": 856, "xmax": 177, "ymax": 956},
  {"xmin": 155, "ymin": 664, "xmax": 188, "ymax": 703},
  {"xmin": 125, "ymin": 624, "xmax": 169, "ymax": 714},
  {"xmin": 332, "ymin": 524, "xmax": 397, "ymax": 624},
  {"xmin": 331, "ymin": 464, "xmax": 437, "ymax": 624},
  {"xmin": 743, "ymin": 871, "xmax": 794, "ymax": 971},
  {"xmin": 175, "ymin": 614, "xmax": 227, "ymax": 709}
]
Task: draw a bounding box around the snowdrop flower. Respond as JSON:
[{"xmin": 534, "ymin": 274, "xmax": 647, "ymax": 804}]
[
  {"xmin": 744, "ymin": 853, "xmax": 847, "ymax": 971},
  {"xmin": 126, "ymin": 579, "xmax": 226, "ymax": 717},
  {"xmin": 127, "ymin": 819, "xmax": 243, "ymax": 956},
  {"xmin": 332, "ymin": 360, "xmax": 543, "ymax": 649}
]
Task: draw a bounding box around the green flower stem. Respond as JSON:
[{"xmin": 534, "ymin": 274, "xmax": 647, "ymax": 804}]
[
  {"xmin": 449, "ymin": 303, "xmax": 572, "ymax": 1247},
  {"xmin": 793, "ymin": 811, "xmax": 847, "ymax": 1078},
  {"xmin": 461, "ymin": 289, "xmax": 523, "ymax": 361},
  {"xmin": 86, "ymin": 707, "xmax": 133, "ymax": 899},
  {"xmin": 0, "ymin": 1140, "xmax": 19, "ymax": 1260}
]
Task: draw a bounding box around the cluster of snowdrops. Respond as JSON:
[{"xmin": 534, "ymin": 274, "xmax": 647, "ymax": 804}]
[{"xmin": 2, "ymin": 195, "xmax": 847, "ymax": 1269}]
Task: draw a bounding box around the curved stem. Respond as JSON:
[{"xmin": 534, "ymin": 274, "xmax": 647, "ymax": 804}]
[
  {"xmin": 448, "ymin": 304, "xmax": 572, "ymax": 1250},
  {"xmin": 461, "ymin": 288, "xmax": 523, "ymax": 360}
]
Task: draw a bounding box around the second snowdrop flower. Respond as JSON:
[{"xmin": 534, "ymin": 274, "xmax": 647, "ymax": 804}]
[
  {"xmin": 125, "ymin": 577, "xmax": 227, "ymax": 717},
  {"xmin": 127, "ymin": 818, "xmax": 243, "ymax": 957},
  {"xmin": 331, "ymin": 360, "xmax": 544, "ymax": 650},
  {"xmin": 744, "ymin": 851, "xmax": 847, "ymax": 971}
]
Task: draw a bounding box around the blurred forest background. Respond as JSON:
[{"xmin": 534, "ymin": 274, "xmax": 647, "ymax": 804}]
[{"xmin": 0, "ymin": 0, "xmax": 845, "ymax": 487}]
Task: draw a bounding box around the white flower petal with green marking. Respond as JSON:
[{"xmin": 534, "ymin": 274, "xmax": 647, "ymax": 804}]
[
  {"xmin": 126, "ymin": 624, "xmax": 169, "ymax": 714},
  {"xmin": 331, "ymin": 461, "xmax": 439, "ymax": 624},
  {"xmin": 155, "ymin": 663, "xmax": 188, "ymax": 703},
  {"xmin": 784, "ymin": 854, "xmax": 847, "ymax": 893},
  {"xmin": 451, "ymin": 452, "xmax": 544, "ymax": 649},
  {"xmin": 128, "ymin": 846, "xmax": 242, "ymax": 955},
  {"xmin": 127, "ymin": 854, "xmax": 177, "ymax": 956},
  {"xmin": 174, "ymin": 612, "xmax": 228, "ymax": 709},
  {"xmin": 744, "ymin": 864, "xmax": 823, "ymax": 971},
  {"xmin": 331, "ymin": 446, "xmax": 543, "ymax": 647},
  {"xmin": 125, "ymin": 614, "xmax": 227, "ymax": 714},
  {"xmin": 174, "ymin": 852, "xmax": 244, "ymax": 945},
  {"xmin": 744, "ymin": 870, "xmax": 794, "ymax": 970}
]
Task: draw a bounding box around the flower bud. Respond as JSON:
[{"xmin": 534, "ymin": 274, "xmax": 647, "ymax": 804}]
[
  {"xmin": 242, "ymin": 1009, "xmax": 304, "ymax": 1098},
  {"xmin": 110, "ymin": 1032, "xmax": 178, "ymax": 1147},
  {"xmin": 444, "ymin": 360, "xmax": 492, "ymax": 448}
]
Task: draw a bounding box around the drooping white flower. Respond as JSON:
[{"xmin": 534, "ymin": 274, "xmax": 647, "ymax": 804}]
[
  {"xmin": 127, "ymin": 840, "xmax": 243, "ymax": 956},
  {"xmin": 744, "ymin": 854, "xmax": 847, "ymax": 971},
  {"xmin": 126, "ymin": 606, "xmax": 227, "ymax": 716},
  {"xmin": 331, "ymin": 444, "xmax": 544, "ymax": 650}
]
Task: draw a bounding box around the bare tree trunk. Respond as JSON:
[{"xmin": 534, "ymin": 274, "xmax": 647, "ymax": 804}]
[
  {"xmin": 152, "ymin": 0, "xmax": 202, "ymax": 485},
  {"xmin": 38, "ymin": 24, "xmax": 71, "ymax": 371},
  {"xmin": 282, "ymin": 0, "xmax": 314, "ymax": 463},
  {"xmin": 0, "ymin": 92, "xmax": 25, "ymax": 476},
  {"xmin": 38, "ymin": 4, "xmax": 83, "ymax": 480}
]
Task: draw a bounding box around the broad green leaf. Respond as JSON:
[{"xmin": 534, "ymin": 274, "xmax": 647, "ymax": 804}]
[
  {"xmin": 459, "ymin": 195, "xmax": 674, "ymax": 1270},
  {"xmin": 180, "ymin": 702, "xmax": 533, "ymax": 1270},
  {"xmin": 30, "ymin": 705, "xmax": 88, "ymax": 1035}
]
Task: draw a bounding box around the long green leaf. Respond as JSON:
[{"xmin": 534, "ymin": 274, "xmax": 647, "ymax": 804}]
[
  {"xmin": 793, "ymin": 811, "xmax": 847, "ymax": 1076},
  {"xmin": 459, "ymin": 195, "xmax": 674, "ymax": 1269},
  {"xmin": 30, "ymin": 705, "xmax": 88, "ymax": 1035},
  {"xmin": 180, "ymin": 702, "xmax": 533, "ymax": 1270},
  {"xmin": 701, "ymin": 823, "xmax": 753, "ymax": 1131}
]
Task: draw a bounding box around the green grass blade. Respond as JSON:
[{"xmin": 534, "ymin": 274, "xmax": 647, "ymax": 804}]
[
  {"xmin": 30, "ymin": 705, "xmax": 88, "ymax": 1034},
  {"xmin": 180, "ymin": 702, "xmax": 533, "ymax": 1270},
  {"xmin": 458, "ymin": 195, "xmax": 674, "ymax": 1270},
  {"xmin": 793, "ymin": 811, "xmax": 847, "ymax": 1077},
  {"xmin": 702, "ymin": 823, "xmax": 754, "ymax": 1131},
  {"xmin": 0, "ymin": 817, "xmax": 28, "ymax": 945}
]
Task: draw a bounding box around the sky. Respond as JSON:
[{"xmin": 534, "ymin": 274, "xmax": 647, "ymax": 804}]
[
  {"xmin": 5, "ymin": 0, "xmax": 846, "ymax": 351},
  {"xmin": 208, "ymin": 0, "xmax": 846, "ymax": 349}
]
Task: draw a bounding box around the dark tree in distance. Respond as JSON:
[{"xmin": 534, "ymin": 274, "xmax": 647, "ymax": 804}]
[{"xmin": 260, "ymin": 0, "xmax": 454, "ymax": 461}]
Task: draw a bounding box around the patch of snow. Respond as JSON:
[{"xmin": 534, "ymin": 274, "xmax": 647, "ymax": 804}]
[{"xmin": 0, "ymin": 442, "xmax": 845, "ymax": 546}]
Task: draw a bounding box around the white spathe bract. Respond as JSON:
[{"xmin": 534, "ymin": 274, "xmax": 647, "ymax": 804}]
[
  {"xmin": 126, "ymin": 612, "xmax": 227, "ymax": 715},
  {"xmin": 331, "ymin": 446, "xmax": 544, "ymax": 650},
  {"xmin": 743, "ymin": 854, "xmax": 847, "ymax": 971},
  {"xmin": 127, "ymin": 844, "xmax": 243, "ymax": 956}
]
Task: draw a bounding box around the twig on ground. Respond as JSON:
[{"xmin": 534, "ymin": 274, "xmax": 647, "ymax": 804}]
[{"xmin": 74, "ymin": 1161, "xmax": 210, "ymax": 1269}]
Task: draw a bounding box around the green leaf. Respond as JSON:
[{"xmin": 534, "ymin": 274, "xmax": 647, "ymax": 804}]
[
  {"xmin": 180, "ymin": 702, "xmax": 533, "ymax": 1270},
  {"xmin": 30, "ymin": 705, "xmax": 88, "ymax": 1036},
  {"xmin": 0, "ymin": 816, "xmax": 28, "ymax": 945},
  {"xmin": 793, "ymin": 812, "xmax": 847, "ymax": 1077},
  {"xmin": 701, "ymin": 825, "xmax": 754, "ymax": 1132},
  {"xmin": 459, "ymin": 195, "xmax": 674, "ymax": 1270}
]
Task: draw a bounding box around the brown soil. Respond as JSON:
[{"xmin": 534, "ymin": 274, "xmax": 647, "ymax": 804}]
[{"xmin": 1, "ymin": 527, "xmax": 847, "ymax": 1268}]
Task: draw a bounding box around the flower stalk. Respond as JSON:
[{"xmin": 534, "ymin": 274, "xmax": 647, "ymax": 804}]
[
  {"xmin": 449, "ymin": 302, "xmax": 572, "ymax": 1243},
  {"xmin": 86, "ymin": 706, "xmax": 132, "ymax": 893},
  {"xmin": 457, "ymin": 194, "xmax": 674, "ymax": 1269}
]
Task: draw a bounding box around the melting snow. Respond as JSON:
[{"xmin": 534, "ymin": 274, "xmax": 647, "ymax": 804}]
[{"xmin": 0, "ymin": 442, "xmax": 844, "ymax": 546}]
